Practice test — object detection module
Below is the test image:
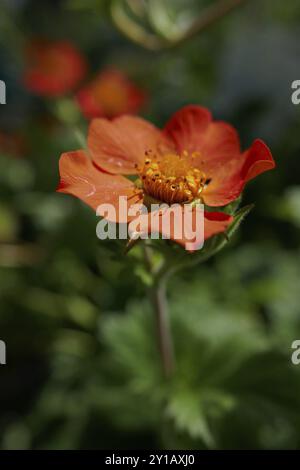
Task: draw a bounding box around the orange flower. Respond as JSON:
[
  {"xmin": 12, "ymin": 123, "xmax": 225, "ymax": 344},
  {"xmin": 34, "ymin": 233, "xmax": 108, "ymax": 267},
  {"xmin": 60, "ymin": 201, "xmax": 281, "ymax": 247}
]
[
  {"xmin": 76, "ymin": 68, "xmax": 146, "ymax": 119},
  {"xmin": 23, "ymin": 39, "xmax": 87, "ymax": 97},
  {"xmin": 57, "ymin": 105, "xmax": 275, "ymax": 250}
]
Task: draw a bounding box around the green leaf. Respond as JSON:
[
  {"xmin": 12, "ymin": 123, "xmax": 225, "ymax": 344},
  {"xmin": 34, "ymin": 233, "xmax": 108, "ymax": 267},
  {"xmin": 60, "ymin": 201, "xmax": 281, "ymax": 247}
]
[
  {"xmin": 96, "ymin": 288, "xmax": 266, "ymax": 447},
  {"xmin": 201, "ymin": 204, "xmax": 254, "ymax": 258},
  {"xmin": 166, "ymin": 392, "xmax": 216, "ymax": 447},
  {"xmin": 167, "ymin": 204, "xmax": 255, "ymax": 272},
  {"xmin": 227, "ymin": 204, "xmax": 255, "ymax": 239}
]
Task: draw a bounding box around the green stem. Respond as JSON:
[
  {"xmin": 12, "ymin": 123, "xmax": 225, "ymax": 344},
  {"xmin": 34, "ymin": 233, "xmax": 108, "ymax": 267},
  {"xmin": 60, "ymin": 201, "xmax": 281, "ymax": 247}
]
[
  {"xmin": 111, "ymin": 0, "xmax": 248, "ymax": 51},
  {"xmin": 143, "ymin": 245, "xmax": 175, "ymax": 379},
  {"xmin": 173, "ymin": 0, "xmax": 249, "ymax": 47},
  {"xmin": 152, "ymin": 278, "xmax": 174, "ymax": 379},
  {"xmin": 73, "ymin": 126, "xmax": 88, "ymax": 150}
]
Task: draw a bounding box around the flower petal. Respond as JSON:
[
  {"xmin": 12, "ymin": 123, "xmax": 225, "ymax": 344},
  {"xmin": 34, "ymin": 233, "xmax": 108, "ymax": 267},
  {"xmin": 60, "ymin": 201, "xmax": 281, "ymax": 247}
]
[
  {"xmin": 88, "ymin": 115, "xmax": 172, "ymax": 175},
  {"xmin": 191, "ymin": 121, "xmax": 241, "ymax": 171},
  {"xmin": 164, "ymin": 105, "xmax": 212, "ymax": 154},
  {"xmin": 203, "ymin": 139, "xmax": 275, "ymax": 207},
  {"xmin": 241, "ymin": 139, "xmax": 275, "ymax": 182},
  {"xmin": 165, "ymin": 106, "xmax": 241, "ymax": 169},
  {"xmin": 57, "ymin": 150, "xmax": 142, "ymax": 222}
]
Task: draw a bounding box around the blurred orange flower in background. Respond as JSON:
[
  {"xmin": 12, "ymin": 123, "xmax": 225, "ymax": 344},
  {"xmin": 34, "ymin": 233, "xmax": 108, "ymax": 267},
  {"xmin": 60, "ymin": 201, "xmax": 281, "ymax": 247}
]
[
  {"xmin": 57, "ymin": 105, "xmax": 275, "ymax": 249},
  {"xmin": 23, "ymin": 39, "xmax": 87, "ymax": 97},
  {"xmin": 0, "ymin": 131, "xmax": 27, "ymax": 158},
  {"xmin": 76, "ymin": 68, "xmax": 146, "ymax": 119}
]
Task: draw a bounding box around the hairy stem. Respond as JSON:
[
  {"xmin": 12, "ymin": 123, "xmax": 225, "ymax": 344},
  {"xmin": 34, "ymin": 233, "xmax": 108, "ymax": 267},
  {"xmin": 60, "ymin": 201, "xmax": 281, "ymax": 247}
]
[
  {"xmin": 152, "ymin": 278, "xmax": 174, "ymax": 379},
  {"xmin": 143, "ymin": 245, "xmax": 175, "ymax": 378}
]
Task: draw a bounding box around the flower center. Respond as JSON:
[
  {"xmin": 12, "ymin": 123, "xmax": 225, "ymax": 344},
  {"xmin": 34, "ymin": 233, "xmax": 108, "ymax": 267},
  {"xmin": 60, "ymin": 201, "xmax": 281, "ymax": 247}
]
[{"xmin": 136, "ymin": 151, "xmax": 207, "ymax": 204}]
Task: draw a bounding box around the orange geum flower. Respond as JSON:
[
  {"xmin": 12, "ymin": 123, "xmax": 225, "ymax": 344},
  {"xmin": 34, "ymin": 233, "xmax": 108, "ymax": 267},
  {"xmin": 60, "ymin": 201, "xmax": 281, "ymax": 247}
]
[
  {"xmin": 23, "ymin": 39, "xmax": 87, "ymax": 97},
  {"xmin": 76, "ymin": 68, "xmax": 146, "ymax": 119},
  {"xmin": 57, "ymin": 105, "xmax": 275, "ymax": 250}
]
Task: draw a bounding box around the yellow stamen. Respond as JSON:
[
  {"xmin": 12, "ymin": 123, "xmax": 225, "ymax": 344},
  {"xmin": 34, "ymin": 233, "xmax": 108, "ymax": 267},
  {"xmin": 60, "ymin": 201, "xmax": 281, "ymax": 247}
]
[{"xmin": 138, "ymin": 151, "xmax": 207, "ymax": 204}]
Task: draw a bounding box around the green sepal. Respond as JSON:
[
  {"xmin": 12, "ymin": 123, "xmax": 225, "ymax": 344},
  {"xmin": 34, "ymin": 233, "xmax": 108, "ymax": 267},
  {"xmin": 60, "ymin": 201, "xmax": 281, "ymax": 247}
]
[{"xmin": 198, "ymin": 204, "xmax": 255, "ymax": 261}]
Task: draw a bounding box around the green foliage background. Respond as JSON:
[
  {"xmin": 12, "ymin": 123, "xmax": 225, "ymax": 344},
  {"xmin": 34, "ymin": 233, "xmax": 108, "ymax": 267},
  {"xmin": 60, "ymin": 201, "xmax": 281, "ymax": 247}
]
[{"xmin": 0, "ymin": 0, "xmax": 300, "ymax": 449}]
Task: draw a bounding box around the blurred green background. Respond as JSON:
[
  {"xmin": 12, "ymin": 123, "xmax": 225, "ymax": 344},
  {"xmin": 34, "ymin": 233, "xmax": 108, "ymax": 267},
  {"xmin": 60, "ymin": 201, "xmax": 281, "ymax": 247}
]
[{"xmin": 1, "ymin": 0, "xmax": 300, "ymax": 450}]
